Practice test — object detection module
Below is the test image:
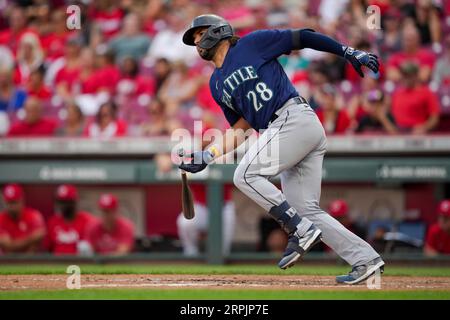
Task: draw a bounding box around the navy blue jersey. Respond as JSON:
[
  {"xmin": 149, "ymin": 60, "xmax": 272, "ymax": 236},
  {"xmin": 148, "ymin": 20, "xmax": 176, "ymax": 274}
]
[{"xmin": 209, "ymin": 29, "xmax": 299, "ymax": 130}]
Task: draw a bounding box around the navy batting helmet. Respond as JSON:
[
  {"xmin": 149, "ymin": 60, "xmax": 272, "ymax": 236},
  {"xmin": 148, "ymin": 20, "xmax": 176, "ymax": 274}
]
[{"xmin": 182, "ymin": 14, "xmax": 233, "ymax": 49}]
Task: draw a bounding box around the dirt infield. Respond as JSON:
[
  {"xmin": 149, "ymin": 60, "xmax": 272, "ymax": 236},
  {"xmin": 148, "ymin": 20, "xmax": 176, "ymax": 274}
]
[{"xmin": 1, "ymin": 274, "xmax": 450, "ymax": 291}]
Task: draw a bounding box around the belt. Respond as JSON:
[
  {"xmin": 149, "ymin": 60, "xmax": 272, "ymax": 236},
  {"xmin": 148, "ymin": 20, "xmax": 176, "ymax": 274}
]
[{"xmin": 269, "ymin": 96, "xmax": 309, "ymax": 124}]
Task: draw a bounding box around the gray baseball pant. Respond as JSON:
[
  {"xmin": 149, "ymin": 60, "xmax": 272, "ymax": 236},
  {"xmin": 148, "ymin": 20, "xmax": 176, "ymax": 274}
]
[{"xmin": 233, "ymin": 98, "xmax": 380, "ymax": 266}]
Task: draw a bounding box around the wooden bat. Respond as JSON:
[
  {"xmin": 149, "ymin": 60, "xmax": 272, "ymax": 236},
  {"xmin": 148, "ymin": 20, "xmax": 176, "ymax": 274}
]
[{"xmin": 179, "ymin": 149, "xmax": 195, "ymax": 220}]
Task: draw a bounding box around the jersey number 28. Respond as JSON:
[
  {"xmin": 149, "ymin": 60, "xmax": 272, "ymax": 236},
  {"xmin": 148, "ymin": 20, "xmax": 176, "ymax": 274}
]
[{"xmin": 246, "ymin": 82, "xmax": 273, "ymax": 111}]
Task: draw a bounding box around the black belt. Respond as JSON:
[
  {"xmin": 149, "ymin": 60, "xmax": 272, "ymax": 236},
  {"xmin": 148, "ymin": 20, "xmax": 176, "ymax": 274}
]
[{"xmin": 269, "ymin": 96, "xmax": 309, "ymax": 123}]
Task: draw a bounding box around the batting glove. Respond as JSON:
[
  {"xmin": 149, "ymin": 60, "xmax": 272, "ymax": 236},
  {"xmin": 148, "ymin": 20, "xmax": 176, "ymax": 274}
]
[
  {"xmin": 344, "ymin": 46, "xmax": 380, "ymax": 78},
  {"xmin": 179, "ymin": 150, "xmax": 215, "ymax": 173}
]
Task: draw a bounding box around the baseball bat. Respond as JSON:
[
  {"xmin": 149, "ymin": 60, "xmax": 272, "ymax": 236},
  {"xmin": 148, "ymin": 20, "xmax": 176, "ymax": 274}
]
[{"xmin": 178, "ymin": 149, "xmax": 195, "ymax": 220}]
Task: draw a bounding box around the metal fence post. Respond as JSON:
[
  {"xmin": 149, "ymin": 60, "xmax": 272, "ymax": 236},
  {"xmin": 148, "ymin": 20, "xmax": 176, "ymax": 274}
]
[{"xmin": 206, "ymin": 177, "xmax": 224, "ymax": 265}]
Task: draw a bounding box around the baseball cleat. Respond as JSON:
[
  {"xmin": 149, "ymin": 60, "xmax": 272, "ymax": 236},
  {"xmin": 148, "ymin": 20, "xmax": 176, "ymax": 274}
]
[
  {"xmin": 278, "ymin": 225, "xmax": 322, "ymax": 270},
  {"xmin": 336, "ymin": 257, "xmax": 385, "ymax": 285}
]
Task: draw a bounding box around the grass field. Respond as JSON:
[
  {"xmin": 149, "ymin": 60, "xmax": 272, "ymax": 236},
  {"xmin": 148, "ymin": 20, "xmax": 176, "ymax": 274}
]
[{"xmin": 0, "ymin": 264, "xmax": 449, "ymax": 300}]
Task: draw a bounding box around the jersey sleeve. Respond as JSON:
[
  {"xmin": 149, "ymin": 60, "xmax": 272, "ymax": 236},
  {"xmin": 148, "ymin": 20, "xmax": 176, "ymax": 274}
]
[{"xmin": 246, "ymin": 29, "xmax": 293, "ymax": 61}]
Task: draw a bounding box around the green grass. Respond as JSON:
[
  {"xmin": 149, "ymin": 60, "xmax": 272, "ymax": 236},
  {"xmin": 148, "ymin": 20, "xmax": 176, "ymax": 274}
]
[
  {"xmin": 1, "ymin": 264, "xmax": 450, "ymax": 300},
  {"xmin": 0, "ymin": 289, "xmax": 449, "ymax": 300},
  {"xmin": 0, "ymin": 264, "xmax": 450, "ymax": 277}
]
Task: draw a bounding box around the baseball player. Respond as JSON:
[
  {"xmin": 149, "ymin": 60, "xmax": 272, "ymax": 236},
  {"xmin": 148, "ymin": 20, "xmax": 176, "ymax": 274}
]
[{"xmin": 179, "ymin": 14, "xmax": 385, "ymax": 285}]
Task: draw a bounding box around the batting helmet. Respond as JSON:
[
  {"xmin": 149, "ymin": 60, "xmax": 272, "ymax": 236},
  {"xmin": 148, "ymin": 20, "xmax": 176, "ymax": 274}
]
[{"xmin": 182, "ymin": 14, "xmax": 233, "ymax": 49}]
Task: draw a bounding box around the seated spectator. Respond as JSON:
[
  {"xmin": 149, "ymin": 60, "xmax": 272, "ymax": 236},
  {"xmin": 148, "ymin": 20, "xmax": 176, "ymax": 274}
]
[
  {"xmin": 145, "ymin": 11, "xmax": 198, "ymax": 66},
  {"xmin": 386, "ymin": 23, "xmax": 435, "ymax": 83},
  {"xmin": 0, "ymin": 184, "xmax": 46, "ymax": 254},
  {"xmin": 26, "ymin": 66, "xmax": 51, "ymax": 100},
  {"xmin": 88, "ymin": 194, "xmax": 135, "ymax": 255},
  {"xmin": 84, "ymin": 101, "xmax": 127, "ymax": 138},
  {"xmin": 108, "ymin": 12, "xmax": 151, "ymax": 63},
  {"xmin": 14, "ymin": 32, "xmax": 44, "ymax": 86},
  {"xmin": 116, "ymin": 56, "xmax": 155, "ymax": 104},
  {"xmin": 177, "ymin": 185, "xmax": 235, "ymax": 257},
  {"xmin": 0, "ymin": 68, "xmax": 27, "ymax": 112},
  {"xmin": 354, "ymin": 89, "xmax": 398, "ymax": 134},
  {"xmin": 401, "ymin": 0, "xmax": 442, "ymax": 47},
  {"xmin": 152, "ymin": 57, "xmax": 171, "ymax": 95},
  {"xmin": 376, "ymin": 8, "xmax": 402, "ymax": 61},
  {"xmin": 40, "ymin": 8, "xmax": 74, "ymax": 64},
  {"xmin": 55, "ymin": 101, "xmax": 85, "ymax": 137},
  {"xmin": 391, "ymin": 62, "xmax": 440, "ymax": 134},
  {"xmin": 328, "ymin": 199, "xmax": 366, "ymax": 239},
  {"xmin": 431, "ymin": 35, "xmax": 450, "ymax": 87},
  {"xmin": 88, "ymin": 0, "xmax": 125, "ymax": 41},
  {"xmin": 140, "ymin": 98, "xmax": 180, "ymax": 136},
  {"xmin": 94, "ymin": 48, "xmax": 121, "ymax": 96},
  {"xmin": 45, "ymin": 184, "xmax": 98, "ymax": 255},
  {"xmin": 8, "ymin": 97, "xmax": 57, "ymax": 136},
  {"xmin": 54, "ymin": 36, "xmax": 83, "ymax": 101},
  {"xmin": 315, "ymin": 84, "xmax": 350, "ymax": 134},
  {"xmin": 424, "ymin": 200, "xmax": 450, "ymax": 256},
  {"xmin": 0, "ymin": 6, "xmax": 34, "ymax": 55},
  {"xmin": 158, "ymin": 60, "xmax": 203, "ymax": 116}
]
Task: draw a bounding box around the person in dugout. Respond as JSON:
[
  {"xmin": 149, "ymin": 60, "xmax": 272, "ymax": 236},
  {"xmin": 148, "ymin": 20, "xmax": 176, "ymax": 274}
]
[
  {"xmin": 0, "ymin": 184, "xmax": 46, "ymax": 254},
  {"xmin": 44, "ymin": 184, "xmax": 98, "ymax": 255},
  {"xmin": 424, "ymin": 199, "xmax": 450, "ymax": 256},
  {"xmin": 88, "ymin": 193, "xmax": 135, "ymax": 255}
]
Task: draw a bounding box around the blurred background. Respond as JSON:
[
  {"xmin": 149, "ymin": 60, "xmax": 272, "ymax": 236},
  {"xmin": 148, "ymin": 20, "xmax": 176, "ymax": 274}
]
[{"xmin": 0, "ymin": 0, "xmax": 450, "ymax": 265}]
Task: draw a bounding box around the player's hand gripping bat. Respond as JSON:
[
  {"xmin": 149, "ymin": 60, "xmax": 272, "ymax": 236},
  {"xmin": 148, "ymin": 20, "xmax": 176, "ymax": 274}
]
[{"xmin": 178, "ymin": 149, "xmax": 195, "ymax": 220}]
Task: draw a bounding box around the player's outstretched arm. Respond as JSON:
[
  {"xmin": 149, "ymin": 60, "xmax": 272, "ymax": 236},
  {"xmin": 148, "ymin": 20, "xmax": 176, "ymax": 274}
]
[
  {"xmin": 292, "ymin": 29, "xmax": 380, "ymax": 77},
  {"xmin": 179, "ymin": 117, "xmax": 252, "ymax": 173}
]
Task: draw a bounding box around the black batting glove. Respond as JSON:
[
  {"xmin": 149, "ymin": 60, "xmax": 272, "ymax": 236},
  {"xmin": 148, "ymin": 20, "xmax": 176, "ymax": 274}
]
[
  {"xmin": 344, "ymin": 46, "xmax": 380, "ymax": 78},
  {"xmin": 179, "ymin": 150, "xmax": 215, "ymax": 173}
]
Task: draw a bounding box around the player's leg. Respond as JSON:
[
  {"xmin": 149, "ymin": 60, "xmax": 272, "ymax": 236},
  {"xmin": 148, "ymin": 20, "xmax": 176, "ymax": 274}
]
[
  {"xmin": 176, "ymin": 203, "xmax": 208, "ymax": 256},
  {"xmin": 280, "ymin": 117, "xmax": 384, "ymax": 283},
  {"xmin": 233, "ymin": 104, "xmax": 323, "ymax": 268},
  {"xmin": 221, "ymin": 201, "xmax": 236, "ymax": 256}
]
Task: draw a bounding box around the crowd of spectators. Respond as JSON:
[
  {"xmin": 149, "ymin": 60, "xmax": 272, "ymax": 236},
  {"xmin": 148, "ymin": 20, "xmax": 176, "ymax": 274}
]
[
  {"xmin": 0, "ymin": 0, "xmax": 448, "ymax": 139},
  {"xmin": 0, "ymin": 183, "xmax": 135, "ymax": 255}
]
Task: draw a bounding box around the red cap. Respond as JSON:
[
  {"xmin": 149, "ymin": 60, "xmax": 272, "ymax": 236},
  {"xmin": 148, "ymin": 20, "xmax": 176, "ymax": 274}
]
[
  {"xmin": 329, "ymin": 199, "xmax": 348, "ymax": 218},
  {"xmin": 98, "ymin": 193, "xmax": 118, "ymax": 210},
  {"xmin": 56, "ymin": 184, "xmax": 78, "ymax": 201},
  {"xmin": 438, "ymin": 200, "xmax": 450, "ymax": 217},
  {"xmin": 2, "ymin": 184, "xmax": 23, "ymax": 202}
]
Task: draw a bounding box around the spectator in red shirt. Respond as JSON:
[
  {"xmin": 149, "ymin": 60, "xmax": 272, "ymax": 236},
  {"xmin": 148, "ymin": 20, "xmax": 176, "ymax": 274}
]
[
  {"xmin": 45, "ymin": 184, "xmax": 98, "ymax": 255},
  {"xmin": 54, "ymin": 36, "xmax": 83, "ymax": 101},
  {"xmin": 391, "ymin": 62, "xmax": 440, "ymax": 134},
  {"xmin": 0, "ymin": 184, "xmax": 46, "ymax": 254},
  {"xmin": 424, "ymin": 200, "xmax": 450, "ymax": 256},
  {"xmin": 94, "ymin": 49, "xmax": 120, "ymax": 95},
  {"xmin": 386, "ymin": 23, "xmax": 436, "ymax": 83},
  {"xmin": 88, "ymin": 194, "xmax": 135, "ymax": 255},
  {"xmin": 84, "ymin": 101, "xmax": 127, "ymax": 138},
  {"xmin": 116, "ymin": 56, "xmax": 155, "ymax": 105},
  {"xmin": 88, "ymin": 0, "xmax": 125, "ymax": 41},
  {"xmin": 8, "ymin": 97, "xmax": 57, "ymax": 136},
  {"xmin": 315, "ymin": 84, "xmax": 351, "ymax": 134},
  {"xmin": 0, "ymin": 6, "xmax": 33, "ymax": 55},
  {"xmin": 40, "ymin": 9, "xmax": 73, "ymax": 63},
  {"xmin": 26, "ymin": 66, "xmax": 51, "ymax": 100}
]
